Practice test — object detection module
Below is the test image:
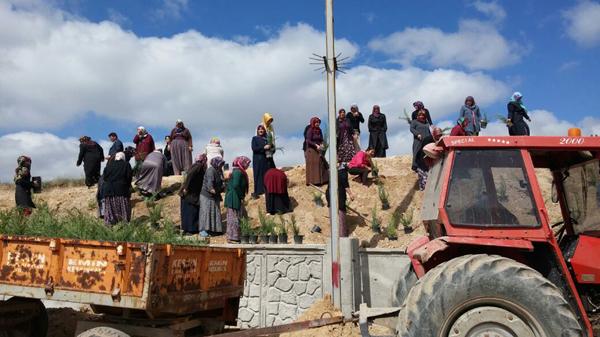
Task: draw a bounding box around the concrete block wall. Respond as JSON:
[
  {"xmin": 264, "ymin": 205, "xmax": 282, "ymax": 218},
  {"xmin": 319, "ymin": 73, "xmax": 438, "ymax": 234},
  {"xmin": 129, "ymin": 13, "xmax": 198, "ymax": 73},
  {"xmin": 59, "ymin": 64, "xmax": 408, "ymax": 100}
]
[{"xmin": 234, "ymin": 244, "xmax": 331, "ymax": 328}]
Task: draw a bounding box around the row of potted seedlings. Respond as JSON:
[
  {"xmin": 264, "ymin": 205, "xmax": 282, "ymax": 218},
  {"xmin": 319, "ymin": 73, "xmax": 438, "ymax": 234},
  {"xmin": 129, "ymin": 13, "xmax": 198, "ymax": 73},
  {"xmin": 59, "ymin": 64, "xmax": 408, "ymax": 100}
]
[{"xmin": 239, "ymin": 213, "xmax": 304, "ymax": 245}]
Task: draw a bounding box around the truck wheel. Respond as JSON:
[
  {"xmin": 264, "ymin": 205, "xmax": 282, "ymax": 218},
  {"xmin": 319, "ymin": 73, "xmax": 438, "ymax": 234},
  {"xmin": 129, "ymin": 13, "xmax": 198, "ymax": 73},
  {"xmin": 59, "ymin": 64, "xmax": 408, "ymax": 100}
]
[
  {"xmin": 77, "ymin": 327, "xmax": 130, "ymax": 337},
  {"xmin": 396, "ymin": 254, "xmax": 583, "ymax": 337},
  {"xmin": 2, "ymin": 298, "xmax": 48, "ymax": 337},
  {"xmin": 391, "ymin": 262, "xmax": 417, "ymax": 307}
]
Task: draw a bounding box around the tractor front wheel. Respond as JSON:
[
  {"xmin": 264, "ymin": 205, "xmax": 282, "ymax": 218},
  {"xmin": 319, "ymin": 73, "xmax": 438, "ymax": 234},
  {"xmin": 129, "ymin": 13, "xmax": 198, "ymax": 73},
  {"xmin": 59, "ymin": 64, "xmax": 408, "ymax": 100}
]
[{"xmin": 396, "ymin": 254, "xmax": 583, "ymax": 337}]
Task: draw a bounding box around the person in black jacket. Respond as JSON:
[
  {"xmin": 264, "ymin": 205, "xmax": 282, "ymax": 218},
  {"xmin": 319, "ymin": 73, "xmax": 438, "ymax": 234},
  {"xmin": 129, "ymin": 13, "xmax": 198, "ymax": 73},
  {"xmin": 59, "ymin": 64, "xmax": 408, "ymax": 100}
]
[
  {"xmin": 14, "ymin": 156, "xmax": 36, "ymax": 216},
  {"xmin": 106, "ymin": 132, "xmax": 124, "ymax": 160},
  {"xmin": 411, "ymin": 101, "xmax": 433, "ymax": 125},
  {"xmin": 179, "ymin": 154, "xmax": 207, "ymax": 234},
  {"xmin": 347, "ymin": 104, "xmax": 365, "ymax": 150},
  {"xmin": 368, "ymin": 105, "xmax": 389, "ymax": 158},
  {"xmin": 507, "ymin": 92, "xmax": 531, "ymax": 136},
  {"xmin": 251, "ymin": 125, "xmax": 275, "ymax": 198},
  {"xmin": 102, "ymin": 152, "xmax": 133, "ymax": 225},
  {"xmin": 77, "ymin": 136, "xmax": 104, "ymax": 187}
]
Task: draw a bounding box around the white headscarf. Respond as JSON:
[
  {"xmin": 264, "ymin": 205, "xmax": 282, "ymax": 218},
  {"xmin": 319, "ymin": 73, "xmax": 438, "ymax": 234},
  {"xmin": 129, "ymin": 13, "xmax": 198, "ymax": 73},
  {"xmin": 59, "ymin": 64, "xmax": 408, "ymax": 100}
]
[{"xmin": 115, "ymin": 152, "xmax": 126, "ymax": 161}]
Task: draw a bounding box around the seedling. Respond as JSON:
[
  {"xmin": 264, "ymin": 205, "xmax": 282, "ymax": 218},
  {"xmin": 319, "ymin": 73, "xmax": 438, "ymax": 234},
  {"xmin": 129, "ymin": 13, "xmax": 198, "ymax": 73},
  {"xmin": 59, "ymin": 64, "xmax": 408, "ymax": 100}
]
[
  {"xmin": 371, "ymin": 208, "xmax": 381, "ymax": 233},
  {"xmin": 378, "ymin": 182, "xmax": 390, "ymax": 210},
  {"xmin": 312, "ymin": 191, "xmax": 324, "ymax": 207}
]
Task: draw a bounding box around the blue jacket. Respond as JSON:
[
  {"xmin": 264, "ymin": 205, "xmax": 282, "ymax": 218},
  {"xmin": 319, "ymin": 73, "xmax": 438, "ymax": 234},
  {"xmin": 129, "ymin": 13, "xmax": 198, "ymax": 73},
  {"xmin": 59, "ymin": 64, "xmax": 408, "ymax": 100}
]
[
  {"xmin": 459, "ymin": 105, "xmax": 481, "ymax": 135},
  {"xmin": 108, "ymin": 139, "xmax": 124, "ymax": 157}
]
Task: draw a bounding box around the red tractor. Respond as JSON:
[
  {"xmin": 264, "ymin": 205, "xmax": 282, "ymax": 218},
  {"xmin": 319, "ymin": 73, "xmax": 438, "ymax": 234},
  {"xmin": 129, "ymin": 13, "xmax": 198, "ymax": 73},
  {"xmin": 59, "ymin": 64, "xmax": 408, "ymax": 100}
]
[{"xmin": 397, "ymin": 134, "xmax": 600, "ymax": 337}]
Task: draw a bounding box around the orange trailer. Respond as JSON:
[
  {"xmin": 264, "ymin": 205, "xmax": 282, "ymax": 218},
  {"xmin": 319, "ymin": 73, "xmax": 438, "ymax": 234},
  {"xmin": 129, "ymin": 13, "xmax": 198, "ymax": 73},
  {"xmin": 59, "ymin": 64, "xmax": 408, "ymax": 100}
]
[{"xmin": 0, "ymin": 235, "xmax": 245, "ymax": 336}]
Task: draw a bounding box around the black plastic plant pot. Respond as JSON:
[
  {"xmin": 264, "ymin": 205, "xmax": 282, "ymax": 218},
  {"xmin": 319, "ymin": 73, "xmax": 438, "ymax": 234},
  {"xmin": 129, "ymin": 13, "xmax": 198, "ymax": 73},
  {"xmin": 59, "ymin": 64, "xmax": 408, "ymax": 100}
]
[
  {"xmin": 381, "ymin": 203, "xmax": 390, "ymax": 210},
  {"xmin": 372, "ymin": 226, "xmax": 381, "ymax": 234},
  {"xmin": 240, "ymin": 235, "xmax": 249, "ymax": 244},
  {"xmin": 388, "ymin": 235, "xmax": 398, "ymax": 241},
  {"xmin": 293, "ymin": 235, "xmax": 304, "ymax": 244},
  {"xmin": 248, "ymin": 235, "xmax": 258, "ymax": 244},
  {"xmin": 403, "ymin": 226, "xmax": 413, "ymax": 234},
  {"xmin": 269, "ymin": 234, "xmax": 278, "ymax": 244},
  {"xmin": 259, "ymin": 235, "xmax": 269, "ymax": 244},
  {"xmin": 278, "ymin": 234, "xmax": 288, "ymax": 244}
]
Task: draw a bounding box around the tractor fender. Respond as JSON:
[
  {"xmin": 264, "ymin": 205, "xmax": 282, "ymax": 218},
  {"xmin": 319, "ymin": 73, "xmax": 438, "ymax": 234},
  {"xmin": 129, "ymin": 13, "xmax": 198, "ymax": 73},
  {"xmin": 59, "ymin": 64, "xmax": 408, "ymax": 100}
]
[{"xmin": 406, "ymin": 236, "xmax": 534, "ymax": 278}]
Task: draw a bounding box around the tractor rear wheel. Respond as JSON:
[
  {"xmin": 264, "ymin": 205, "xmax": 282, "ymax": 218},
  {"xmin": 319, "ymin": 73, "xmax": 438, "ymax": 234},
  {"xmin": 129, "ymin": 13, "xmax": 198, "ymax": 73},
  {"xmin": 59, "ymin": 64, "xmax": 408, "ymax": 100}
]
[{"xmin": 396, "ymin": 254, "xmax": 583, "ymax": 337}]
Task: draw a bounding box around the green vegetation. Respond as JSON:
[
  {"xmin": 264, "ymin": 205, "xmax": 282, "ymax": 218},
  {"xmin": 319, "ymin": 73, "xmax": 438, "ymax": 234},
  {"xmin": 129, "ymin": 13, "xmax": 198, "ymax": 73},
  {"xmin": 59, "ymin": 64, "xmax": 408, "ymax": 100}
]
[
  {"xmin": 240, "ymin": 216, "xmax": 253, "ymax": 236},
  {"xmin": 387, "ymin": 210, "xmax": 401, "ymax": 239},
  {"xmin": 258, "ymin": 209, "xmax": 275, "ymax": 235},
  {"xmin": 312, "ymin": 191, "xmax": 324, "ymax": 207},
  {"xmin": 377, "ymin": 182, "xmax": 390, "ymax": 210},
  {"xmin": 289, "ymin": 214, "xmax": 300, "ymax": 236},
  {"xmin": 371, "ymin": 207, "xmax": 381, "ymax": 233},
  {"xmin": 276, "ymin": 214, "xmax": 287, "ymax": 235},
  {"xmin": 0, "ymin": 203, "xmax": 204, "ymax": 246},
  {"xmin": 400, "ymin": 208, "xmax": 414, "ymax": 229}
]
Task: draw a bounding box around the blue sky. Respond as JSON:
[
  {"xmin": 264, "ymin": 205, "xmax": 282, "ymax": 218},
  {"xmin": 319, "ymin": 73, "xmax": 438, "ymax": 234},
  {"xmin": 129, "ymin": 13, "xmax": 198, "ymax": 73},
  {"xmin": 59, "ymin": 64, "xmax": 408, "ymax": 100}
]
[{"xmin": 0, "ymin": 0, "xmax": 599, "ymax": 180}]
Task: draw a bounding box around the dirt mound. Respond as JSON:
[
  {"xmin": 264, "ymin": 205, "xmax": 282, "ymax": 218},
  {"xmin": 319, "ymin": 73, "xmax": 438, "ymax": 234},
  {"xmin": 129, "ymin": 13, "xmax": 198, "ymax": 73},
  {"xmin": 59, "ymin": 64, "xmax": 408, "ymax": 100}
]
[{"xmin": 0, "ymin": 156, "xmax": 559, "ymax": 249}]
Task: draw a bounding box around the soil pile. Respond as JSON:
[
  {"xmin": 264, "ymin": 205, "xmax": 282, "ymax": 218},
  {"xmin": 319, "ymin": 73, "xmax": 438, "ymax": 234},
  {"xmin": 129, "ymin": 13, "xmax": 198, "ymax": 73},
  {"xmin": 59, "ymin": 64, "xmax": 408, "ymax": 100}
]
[{"xmin": 0, "ymin": 156, "xmax": 560, "ymax": 249}]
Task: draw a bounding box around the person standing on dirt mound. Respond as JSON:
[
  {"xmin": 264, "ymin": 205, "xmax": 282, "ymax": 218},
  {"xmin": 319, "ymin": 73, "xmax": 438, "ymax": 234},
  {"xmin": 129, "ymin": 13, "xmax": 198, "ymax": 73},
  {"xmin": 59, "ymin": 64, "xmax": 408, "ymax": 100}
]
[
  {"xmin": 252, "ymin": 125, "xmax": 275, "ymax": 199},
  {"xmin": 347, "ymin": 104, "xmax": 365, "ymax": 150},
  {"xmin": 133, "ymin": 126, "xmax": 155, "ymax": 174},
  {"xmin": 102, "ymin": 152, "xmax": 133, "ymax": 226},
  {"xmin": 368, "ymin": 105, "xmax": 388, "ymax": 158},
  {"xmin": 224, "ymin": 156, "xmax": 251, "ymax": 243},
  {"xmin": 169, "ymin": 119, "xmax": 193, "ymax": 175},
  {"xmin": 261, "ymin": 113, "xmax": 277, "ymax": 161},
  {"xmin": 337, "ymin": 108, "xmax": 357, "ymax": 163},
  {"xmin": 14, "ymin": 155, "xmax": 36, "ymax": 216},
  {"xmin": 76, "ymin": 136, "xmax": 104, "ymax": 187},
  {"xmin": 199, "ymin": 157, "xmax": 226, "ymax": 238},
  {"xmin": 507, "ymin": 92, "xmax": 531, "ymax": 136},
  {"xmin": 304, "ymin": 117, "xmax": 329, "ymax": 186}
]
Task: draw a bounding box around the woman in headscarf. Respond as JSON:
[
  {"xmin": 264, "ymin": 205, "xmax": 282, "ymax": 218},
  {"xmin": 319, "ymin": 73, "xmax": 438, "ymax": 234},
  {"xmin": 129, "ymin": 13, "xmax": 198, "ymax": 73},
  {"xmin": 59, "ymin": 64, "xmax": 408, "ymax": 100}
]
[
  {"xmin": 14, "ymin": 156, "xmax": 35, "ymax": 215},
  {"xmin": 262, "ymin": 113, "xmax": 276, "ymax": 160},
  {"xmin": 368, "ymin": 105, "xmax": 389, "ymax": 158},
  {"xmin": 199, "ymin": 157, "xmax": 226, "ymax": 237},
  {"xmin": 76, "ymin": 136, "xmax": 105, "ymax": 187},
  {"xmin": 224, "ymin": 156, "xmax": 251, "ymax": 243},
  {"xmin": 179, "ymin": 153, "xmax": 208, "ymax": 235},
  {"xmin": 507, "ymin": 92, "xmax": 531, "ymax": 136},
  {"xmin": 251, "ymin": 125, "xmax": 275, "ymax": 198},
  {"xmin": 459, "ymin": 96, "xmax": 482, "ymax": 136},
  {"xmin": 169, "ymin": 120, "xmax": 193, "ymax": 175},
  {"xmin": 163, "ymin": 135, "xmax": 174, "ymax": 177},
  {"xmin": 133, "ymin": 126, "xmax": 155, "ymax": 162},
  {"xmin": 411, "ymin": 101, "xmax": 433, "ymax": 125},
  {"xmin": 410, "ymin": 111, "xmax": 433, "ymax": 190},
  {"xmin": 450, "ymin": 117, "xmax": 469, "ymax": 136},
  {"xmin": 337, "ymin": 109, "xmax": 357, "ymax": 163},
  {"xmin": 264, "ymin": 168, "xmax": 291, "ymax": 215},
  {"xmin": 304, "ymin": 117, "xmax": 329, "ymax": 186},
  {"xmin": 135, "ymin": 150, "xmax": 167, "ymax": 196},
  {"xmin": 102, "ymin": 152, "xmax": 133, "ymax": 225},
  {"xmin": 205, "ymin": 137, "xmax": 224, "ymax": 167}
]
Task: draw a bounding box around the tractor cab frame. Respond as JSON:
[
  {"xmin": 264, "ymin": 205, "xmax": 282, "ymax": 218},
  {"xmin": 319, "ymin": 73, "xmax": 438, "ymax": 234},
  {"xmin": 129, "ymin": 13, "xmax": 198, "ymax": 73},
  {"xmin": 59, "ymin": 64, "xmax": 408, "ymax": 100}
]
[{"xmin": 407, "ymin": 135, "xmax": 600, "ymax": 336}]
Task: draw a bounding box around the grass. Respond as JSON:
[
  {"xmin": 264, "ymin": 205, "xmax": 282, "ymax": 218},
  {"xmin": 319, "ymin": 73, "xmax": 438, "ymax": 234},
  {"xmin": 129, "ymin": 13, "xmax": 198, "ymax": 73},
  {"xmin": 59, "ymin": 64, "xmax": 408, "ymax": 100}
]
[
  {"xmin": 386, "ymin": 211, "xmax": 401, "ymax": 239},
  {"xmin": 42, "ymin": 178, "xmax": 86, "ymax": 189},
  {"xmin": 0, "ymin": 203, "xmax": 204, "ymax": 246},
  {"xmin": 257, "ymin": 209, "xmax": 275, "ymax": 235},
  {"xmin": 400, "ymin": 208, "xmax": 414, "ymax": 229},
  {"xmin": 312, "ymin": 191, "xmax": 324, "ymax": 207}
]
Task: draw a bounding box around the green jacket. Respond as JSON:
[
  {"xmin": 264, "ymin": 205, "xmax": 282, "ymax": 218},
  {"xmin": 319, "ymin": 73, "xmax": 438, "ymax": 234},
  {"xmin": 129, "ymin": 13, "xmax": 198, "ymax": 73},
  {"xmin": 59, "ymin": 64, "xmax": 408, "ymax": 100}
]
[{"xmin": 224, "ymin": 169, "xmax": 248, "ymax": 210}]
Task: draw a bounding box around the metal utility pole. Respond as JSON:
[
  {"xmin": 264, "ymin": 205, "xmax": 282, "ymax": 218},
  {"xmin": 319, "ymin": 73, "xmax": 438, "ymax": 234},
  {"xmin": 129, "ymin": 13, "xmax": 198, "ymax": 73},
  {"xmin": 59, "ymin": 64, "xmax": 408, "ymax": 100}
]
[{"xmin": 324, "ymin": 0, "xmax": 341, "ymax": 309}]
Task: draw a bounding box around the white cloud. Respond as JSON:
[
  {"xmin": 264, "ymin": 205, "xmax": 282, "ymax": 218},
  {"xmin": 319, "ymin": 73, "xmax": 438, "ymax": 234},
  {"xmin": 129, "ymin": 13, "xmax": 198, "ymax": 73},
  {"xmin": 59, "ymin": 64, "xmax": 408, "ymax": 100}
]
[
  {"xmin": 153, "ymin": 0, "xmax": 189, "ymax": 21},
  {"xmin": 563, "ymin": 0, "xmax": 600, "ymax": 47},
  {"xmin": 107, "ymin": 8, "xmax": 129, "ymax": 26},
  {"xmin": 472, "ymin": 1, "xmax": 506, "ymax": 23},
  {"xmin": 368, "ymin": 19, "xmax": 522, "ymax": 70}
]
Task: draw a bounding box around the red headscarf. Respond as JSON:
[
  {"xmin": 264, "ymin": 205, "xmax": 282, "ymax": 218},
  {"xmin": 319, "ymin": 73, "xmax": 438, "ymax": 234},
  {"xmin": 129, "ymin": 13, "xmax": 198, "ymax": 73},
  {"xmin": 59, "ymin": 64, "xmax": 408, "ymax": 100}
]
[
  {"xmin": 233, "ymin": 156, "xmax": 251, "ymax": 193},
  {"xmin": 310, "ymin": 117, "xmax": 321, "ymax": 129}
]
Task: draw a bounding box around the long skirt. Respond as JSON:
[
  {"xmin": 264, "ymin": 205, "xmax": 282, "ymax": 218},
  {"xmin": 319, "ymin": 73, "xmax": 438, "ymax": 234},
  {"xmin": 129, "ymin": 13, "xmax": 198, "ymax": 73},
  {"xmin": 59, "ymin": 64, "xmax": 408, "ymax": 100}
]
[
  {"xmin": 84, "ymin": 159, "xmax": 101, "ymax": 187},
  {"xmin": 15, "ymin": 185, "xmax": 35, "ymax": 209},
  {"xmin": 104, "ymin": 196, "xmax": 131, "ymax": 225},
  {"xmin": 171, "ymin": 138, "xmax": 192, "ymax": 175},
  {"xmin": 266, "ymin": 192, "xmax": 291, "ymax": 215},
  {"xmin": 337, "ymin": 137, "xmax": 356, "ymax": 163},
  {"xmin": 226, "ymin": 206, "xmax": 246, "ymax": 242},
  {"xmin": 135, "ymin": 157, "xmax": 163, "ymax": 194},
  {"xmin": 305, "ymin": 148, "xmax": 329, "ymax": 186},
  {"xmin": 199, "ymin": 194, "xmax": 223, "ymax": 234},
  {"xmin": 180, "ymin": 197, "xmax": 199, "ymax": 234}
]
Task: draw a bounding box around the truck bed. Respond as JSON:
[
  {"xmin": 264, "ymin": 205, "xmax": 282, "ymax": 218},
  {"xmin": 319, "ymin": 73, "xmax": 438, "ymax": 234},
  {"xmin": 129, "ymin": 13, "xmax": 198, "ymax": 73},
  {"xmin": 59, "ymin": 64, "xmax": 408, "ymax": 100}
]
[{"xmin": 0, "ymin": 235, "xmax": 245, "ymax": 318}]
